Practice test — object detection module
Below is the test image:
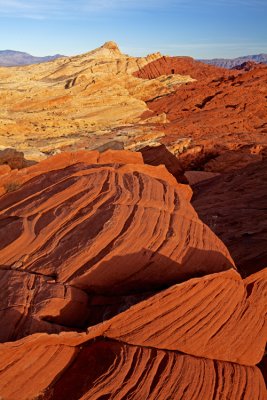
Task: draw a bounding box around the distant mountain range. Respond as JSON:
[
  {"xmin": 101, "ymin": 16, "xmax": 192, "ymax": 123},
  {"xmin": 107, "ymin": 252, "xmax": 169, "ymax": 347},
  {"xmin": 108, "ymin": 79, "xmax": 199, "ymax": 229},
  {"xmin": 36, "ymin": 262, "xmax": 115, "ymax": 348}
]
[
  {"xmin": 200, "ymin": 54, "xmax": 267, "ymax": 69},
  {"xmin": 0, "ymin": 50, "xmax": 64, "ymax": 67},
  {"xmin": 1, "ymin": 49, "xmax": 267, "ymax": 70}
]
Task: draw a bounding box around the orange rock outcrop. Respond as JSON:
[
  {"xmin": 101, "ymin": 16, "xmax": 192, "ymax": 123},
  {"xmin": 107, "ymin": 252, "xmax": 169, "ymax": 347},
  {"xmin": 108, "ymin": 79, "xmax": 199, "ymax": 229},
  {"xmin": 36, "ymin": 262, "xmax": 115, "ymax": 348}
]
[
  {"xmin": 136, "ymin": 59, "xmax": 267, "ymax": 172},
  {"xmin": 0, "ymin": 335, "xmax": 266, "ymax": 400},
  {"xmin": 0, "ymin": 150, "xmax": 266, "ymax": 399},
  {"xmin": 133, "ymin": 55, "xmax": 229, "ymax": 80},
  {"xmin": 0, "ymin": 151, "xmax": 234, "ymax": 295}
]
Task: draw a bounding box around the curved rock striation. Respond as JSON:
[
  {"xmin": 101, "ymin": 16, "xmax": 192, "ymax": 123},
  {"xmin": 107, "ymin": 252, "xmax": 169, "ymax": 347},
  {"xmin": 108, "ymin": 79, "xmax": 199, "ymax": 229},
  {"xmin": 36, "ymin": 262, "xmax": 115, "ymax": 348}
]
[
  {"xmin": 133, "ymin": 55, "xmax": 228, "ymax": 80},
  {"xmin": 0, "ymin": 151, "xmax": 234, "ymax": 295},
  {"xmin": 0, "ymin": 336, "xmax": 266, "ymax": 400},
  {"xmin": 0, "ymin": 151, "xmax": 266, "ymax": 399},
  {"xmin": 100, "ymin": 269, "xmax": 267, "ymax": 365}
]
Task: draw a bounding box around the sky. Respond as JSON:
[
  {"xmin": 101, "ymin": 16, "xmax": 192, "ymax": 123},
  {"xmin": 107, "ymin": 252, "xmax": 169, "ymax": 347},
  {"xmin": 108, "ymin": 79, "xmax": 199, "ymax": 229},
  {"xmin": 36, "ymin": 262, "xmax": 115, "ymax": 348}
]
[{"xmin": 0, "ymin": 0, "xmax": 266, "ymax": 59}]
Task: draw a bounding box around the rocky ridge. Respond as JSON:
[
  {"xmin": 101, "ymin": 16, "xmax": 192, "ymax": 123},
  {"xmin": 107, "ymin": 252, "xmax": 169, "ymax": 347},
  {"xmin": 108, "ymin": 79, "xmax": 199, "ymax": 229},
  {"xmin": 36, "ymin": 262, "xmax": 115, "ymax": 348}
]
[
  {"xmin": 136, "ymin": 60, "xmax": 267, "ymax": 172},
  {"xmin": 0, "ymin": 50, "xmax": 64, "ymax": 67},
  {"xmin": 200, "ymin": 53, "xmax": 267, "ymax": 69},
  {"xmin": 0, "ymin": 42, "xmax": 193, "ymax": 160},
  {"xmin": 1, "ymin": 41, "xmax": 266, "ymax": 175}
]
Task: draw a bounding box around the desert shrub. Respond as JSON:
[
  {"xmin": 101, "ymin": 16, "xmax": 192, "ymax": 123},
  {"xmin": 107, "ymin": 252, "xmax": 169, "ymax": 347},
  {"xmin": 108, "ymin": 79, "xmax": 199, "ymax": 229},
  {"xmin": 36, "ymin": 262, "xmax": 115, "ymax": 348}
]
[{"xmin": 4, "ymin": 182, "xmax": 21, "ymax": 193}]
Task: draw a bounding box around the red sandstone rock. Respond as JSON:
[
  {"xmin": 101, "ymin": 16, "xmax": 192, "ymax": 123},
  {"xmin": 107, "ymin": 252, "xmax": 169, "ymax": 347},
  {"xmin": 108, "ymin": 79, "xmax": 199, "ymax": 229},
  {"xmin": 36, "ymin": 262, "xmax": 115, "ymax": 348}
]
[
  {"xmin": 0, "ymin": 150, "xmax": 266, "ymax": 399},
  {"xmin": 133, "ymin": 55, "xmax": 229, "ymax": 80},
  {"xmin": 192, "ymin": 159, "xmax": 267, "ymax": 275},
  {"xmin": 0, "ymin": 149, "xmax": 143, "ymax": 196},
  {"xmin": 0, "ymin": 335, "xmax": 265, "ymax": 400},
  {"xmin": 203, "ymin": 148, "xmax": 263, "ymax": 173},
  {"xmin": 185, "ymin": 170, "xmax": 220, "ymax": 186},
  {"xmin": 0, "ymin": 164, "xmax": 11, "ymax": 175},
  {"xmin": 0, "ymin": 152, "xmax": 234, "ymax": 295},
  {"xmin": 137, "ymin": 63, "xmax": 267, "ymax": 172},
  {"xmin": 99, "ymin": 269, "xmax": 267, "ymax": 365},
  {"xmin": 0, "ymin": 269, "xmax": 90, "ymax": 342},
  {"xmin": 140, "ymin": 144, "xmax": 187, "ymax": 183},
  {"xmin": 0, "ymin": 267, "xmax": 266, "ymax": 399},
  {"xmin": 179, "ymin": 143, "xmax": 267, "ymax": 173},
  {"xmin": 155, "ymin": 65, "xmax": 267, "ymax": 138}
]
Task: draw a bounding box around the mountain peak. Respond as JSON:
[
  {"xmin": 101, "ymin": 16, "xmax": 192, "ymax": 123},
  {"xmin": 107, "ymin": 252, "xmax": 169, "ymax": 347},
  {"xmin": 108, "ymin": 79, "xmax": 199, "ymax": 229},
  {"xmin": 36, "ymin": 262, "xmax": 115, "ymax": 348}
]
[
  {"xmin": 0, "ymin": 50, "xmax": 64, "ymax": 66},
  {"xmin": 80, "ymin": 41, "xmax": 123, "ymax": 59},
  {"xmin": 101, "ymin": 41, "xmax": 121, "ymax": 53}
]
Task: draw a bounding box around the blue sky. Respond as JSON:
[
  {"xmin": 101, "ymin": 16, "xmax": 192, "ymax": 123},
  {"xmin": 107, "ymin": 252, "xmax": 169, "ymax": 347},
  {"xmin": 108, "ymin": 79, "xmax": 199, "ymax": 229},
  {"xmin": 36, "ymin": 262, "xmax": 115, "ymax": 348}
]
[{"xmin": 0, "ymin": 0, "xmax": 266, "ymax": 58}]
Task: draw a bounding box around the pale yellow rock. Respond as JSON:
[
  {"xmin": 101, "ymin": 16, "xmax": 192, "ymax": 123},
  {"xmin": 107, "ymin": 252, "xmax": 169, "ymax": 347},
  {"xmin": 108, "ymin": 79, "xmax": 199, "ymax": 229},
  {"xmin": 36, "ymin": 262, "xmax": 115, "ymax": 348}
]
[{"xmin": 0, "ymin": 42, "xmax": 194, "ymax": 159}]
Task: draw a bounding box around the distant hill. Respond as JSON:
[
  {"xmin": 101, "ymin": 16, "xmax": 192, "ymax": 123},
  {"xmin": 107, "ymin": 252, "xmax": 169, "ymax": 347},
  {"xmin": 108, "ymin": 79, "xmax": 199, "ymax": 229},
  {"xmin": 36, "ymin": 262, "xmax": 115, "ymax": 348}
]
[
  {"xmin": 0, "ymin": 50, "xmax": 64, "ymax": 67},
  {"xmin": 199, "ymin": 54, "xmax": 267, "ymax": 69}
]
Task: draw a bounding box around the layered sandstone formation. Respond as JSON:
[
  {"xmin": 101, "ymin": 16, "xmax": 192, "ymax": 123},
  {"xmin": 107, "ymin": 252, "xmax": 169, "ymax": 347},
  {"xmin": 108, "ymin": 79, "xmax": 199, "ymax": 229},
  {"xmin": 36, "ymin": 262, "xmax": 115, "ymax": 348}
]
[
  {"xmin": 1, "ymin": 41, "xmax": 265, "ymax": 174},
  {"xmin": 0, "ymin": 333, "xmax": 266, "ymax": 400},
  {"xmin": 133, "ymin": 55, "xmax": 229, "ymax": 80},
  {"xmin": 0, "ymin": 42, "xmax": 194, "ymax": 160},
  {"xmin": 0, "ymin": 269, "xmax": 90, "ymax": 342},
  {"xmin": 0, "ymin": 150, "xmax": 266, "ymax": 399},
  {"xmin": 136, "ymin": 58, "xmax": 267, "ymax": 172},
  {"xmin": 0, "ymin": 266, "xmax": 266, "ymax": 399},
  {"xmin": 0, "ymin": 150, "xmax": 234, "ymax": 294}
]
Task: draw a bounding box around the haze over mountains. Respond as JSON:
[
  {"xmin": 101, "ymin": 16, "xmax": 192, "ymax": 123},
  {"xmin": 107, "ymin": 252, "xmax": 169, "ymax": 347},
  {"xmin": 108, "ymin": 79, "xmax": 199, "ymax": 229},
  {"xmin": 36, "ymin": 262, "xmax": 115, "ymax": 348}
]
[
  {"xmin": 0, "ymin": 50, "xmax": 64, "ymax": 67},
  {"xmin": 1, "ymin": 48, "xmax": 267, "ymax": 69},
  {"xmin": 201, "ymin": 53, "xmax": 267, "ymax": 69},
  {"xmin": 0, "ymin": 41, "xmax": 266, "ymax": 399}
]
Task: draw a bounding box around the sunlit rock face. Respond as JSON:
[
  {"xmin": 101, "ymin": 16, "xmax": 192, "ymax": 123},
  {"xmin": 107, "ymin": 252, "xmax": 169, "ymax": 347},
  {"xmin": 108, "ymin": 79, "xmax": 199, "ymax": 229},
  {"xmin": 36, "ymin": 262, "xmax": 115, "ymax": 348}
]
[
  {"xmin": 0, "ymin": 41, "xmax": 194, "ymax": 160},
  {"xmin": 135, "ymin": 58, "xmax": 267, "ymax": 172}
]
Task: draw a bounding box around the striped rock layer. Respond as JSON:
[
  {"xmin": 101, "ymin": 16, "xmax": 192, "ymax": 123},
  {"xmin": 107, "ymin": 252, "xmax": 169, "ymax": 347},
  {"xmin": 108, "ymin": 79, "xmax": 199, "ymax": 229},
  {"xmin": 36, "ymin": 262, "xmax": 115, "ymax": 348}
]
[
  {"xmin": 0, "ymin": 151, "xmax": 266, "ymax": 399},
  {"xmin": 99, "ymin": 269, "xmax": 267, "ymax": 366},
  {"xmin": 0, "ymin": 335, "xmax": 266, "ymax": 400},
  {"xmin": 0, "ymin": 152, "xmax": 234, "ymax": 296},
  {"xmin": 0, "ymin": 268, "xmax": 266, "ymax": 399}
]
